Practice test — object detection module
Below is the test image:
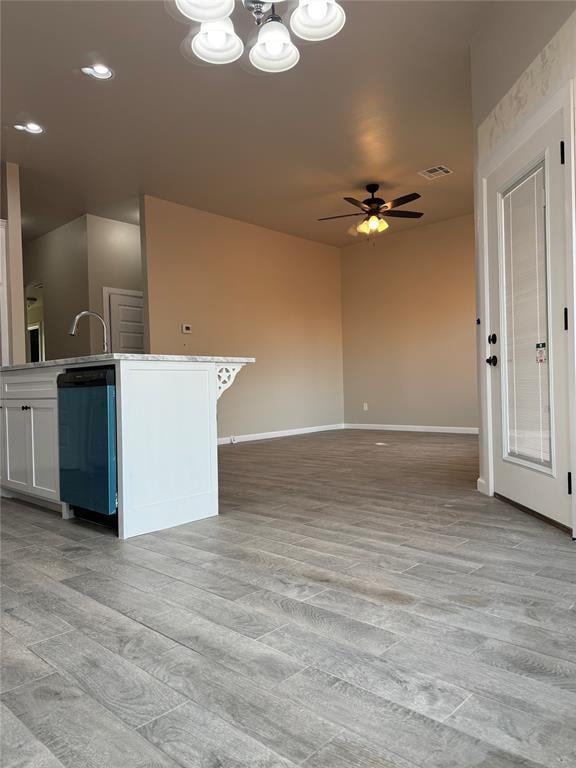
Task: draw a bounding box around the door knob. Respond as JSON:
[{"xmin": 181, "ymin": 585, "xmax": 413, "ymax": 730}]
[
  {"xmin": 485, "ymin": 355, "xmax": 498, "ymax": 366},
  {"xmin": 488, "ymin": 333, "xmax": 497, "ymax": 345}
]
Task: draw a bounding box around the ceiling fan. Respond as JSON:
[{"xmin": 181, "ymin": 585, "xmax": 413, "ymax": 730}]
[{"xmin": 318, "ymin": 183, "xmax": 423, "ymax": 235}]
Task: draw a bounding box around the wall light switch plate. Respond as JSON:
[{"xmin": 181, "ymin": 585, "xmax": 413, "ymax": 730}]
[
  {"xmin": 181, "ymin": 323, "xmax": 192, "ymax": 334},
  {"xmin": 363, "ymin": 402, "xmax": 369, "ymax": 411}
]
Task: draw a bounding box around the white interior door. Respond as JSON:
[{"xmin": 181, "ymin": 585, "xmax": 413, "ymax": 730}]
[
  {"xmin": 486, "ymin": 106, "xmax": 572, "ymax": 528},
  {"xmin": 106, "ymin": 290, "xmax": 145, "ymax": 353}
]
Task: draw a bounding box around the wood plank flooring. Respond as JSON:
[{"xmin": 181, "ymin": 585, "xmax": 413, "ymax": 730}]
[{"xmin": 1, "ymin": 429, "xmax": 575, "ymax": 768}]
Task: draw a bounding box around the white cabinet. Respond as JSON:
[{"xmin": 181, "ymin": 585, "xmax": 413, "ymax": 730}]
[
  {"xmin": 1, "ymin": 398, "xmax": 60, "ymax": 501},
  {"xmin": 1, "ymin": 401, "xmax": 29, "ymax": 492},
  {"xmin": 29, "ymin": 400, "xmax": 60, "ymax": 499}
]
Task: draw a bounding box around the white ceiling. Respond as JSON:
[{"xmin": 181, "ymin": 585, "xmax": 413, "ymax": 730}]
[{"xmin": 2, "ymin": 1, "xmax": 487, "ymax": 246}]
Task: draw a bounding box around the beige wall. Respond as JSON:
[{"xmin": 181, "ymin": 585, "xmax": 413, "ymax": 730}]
[
  {"xmin": 341, "ymin": 214, "xmax": 478, "ymax": 428},
  {"xmin": 86, "ymin": 215, "xmax": 142, "ymax": 353},
  {"xmin": 23, "ymin": 199, "xmax": 476, "ymax": 435},
  {"xmin": 142, "ymin": 195, "xmax": 344, "ymax": 438},
  {"xmin": 24, "ymin": 216, "xmax": 90, "ymax": 360}
]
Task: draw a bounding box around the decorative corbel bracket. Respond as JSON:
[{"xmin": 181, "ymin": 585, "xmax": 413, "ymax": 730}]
[{"xmin": 216, "ymin": 364, "xmax": 244, "ymax": 399}]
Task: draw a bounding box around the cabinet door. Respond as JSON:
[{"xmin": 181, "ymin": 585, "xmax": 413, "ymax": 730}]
[
  {"xmin": 29, "ymin": 399, "xmax": 59, "ymax": 500},
  {"xmin": 2, "ymin": 400, "xmax": 30, "ymax": 492}
]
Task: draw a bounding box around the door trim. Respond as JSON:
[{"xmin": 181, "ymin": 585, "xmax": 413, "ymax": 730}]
[
  {"xmin": 476, "ymin": 81, "xmax": 576, "ymax": 533},
  {"xmin": 0, "ymin": 221, "xmax": 10, "ymax": 366}
]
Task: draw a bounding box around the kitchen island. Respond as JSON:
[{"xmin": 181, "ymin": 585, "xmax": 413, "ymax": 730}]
[{"xmin": 0, "ymin": 354, "xmax": 254, "ymax": 538}]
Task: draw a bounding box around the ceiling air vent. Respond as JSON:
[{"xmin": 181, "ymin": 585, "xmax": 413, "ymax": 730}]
[{"xmin": 418, "ymin": 165, "xmax": 453, "ymax": 180}]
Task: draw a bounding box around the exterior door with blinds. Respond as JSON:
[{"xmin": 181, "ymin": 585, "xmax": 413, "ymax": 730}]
[{"xmin": 486, "ymin": 106, "xmax": 571, "ymax": 528}]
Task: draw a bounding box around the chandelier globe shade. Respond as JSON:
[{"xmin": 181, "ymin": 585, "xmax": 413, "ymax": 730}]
[
  {"xmin": 290, "ymin": 0, "xmax": 346, "ymax": 42},
  {"xmin": 175, "ymin": 0, "xmax": 235, "ymax": 22},
  {"xmin": 249, "ymin": 19, "xmax": 300, "ymax": 72},
  {"xmin": 191, "ymin": 18, "xmax": 244, "ymax": 63}
]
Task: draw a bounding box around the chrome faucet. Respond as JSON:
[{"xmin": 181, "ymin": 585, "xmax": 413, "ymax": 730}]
[{"xmin": 69, "ymin": 311, "xmax": 109, "ymax": 353}]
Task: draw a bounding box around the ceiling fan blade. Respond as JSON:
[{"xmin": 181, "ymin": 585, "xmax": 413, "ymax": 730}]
[
  {"xmin": 381, "ymin": 192, "xmax": 421, "ymax": 211},
  {"xmin": 318, "ymin": 212, "xmax": 364, "ymax": 221},
  {"xmin": 382, "ymin": 210, "xmax": 424, "ymax": 218},
  {"xmin": 344, "ymin": 197, "xmax": 370, "ymax": 212}
]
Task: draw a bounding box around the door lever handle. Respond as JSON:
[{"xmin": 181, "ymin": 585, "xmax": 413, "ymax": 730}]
[{"xmin": 485, "ymin": 355, "xmax": 498, "ymax": 367}]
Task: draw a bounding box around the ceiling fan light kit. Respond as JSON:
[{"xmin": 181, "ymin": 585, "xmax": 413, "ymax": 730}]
[
  {"xmin": 173, "ymin": 0, "xmax": 345, "ymax": 72},
  {"xmin": 357, "ymin": 215, "xmax": 389, "ymax": 236}
]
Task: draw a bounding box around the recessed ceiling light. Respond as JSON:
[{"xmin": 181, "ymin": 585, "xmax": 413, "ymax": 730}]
[
  {"xmin": 14, "ymin": 121, "xmax": 44, "ymax": 134},
  {"xmin": 81, "ymin": 63, "xmax": 114, "ymax": 80}
]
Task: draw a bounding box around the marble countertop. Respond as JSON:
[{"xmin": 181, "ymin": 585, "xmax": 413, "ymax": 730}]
[{"xmin": 1, "ymin": 353, "xmax": 255, "ymax": 372}]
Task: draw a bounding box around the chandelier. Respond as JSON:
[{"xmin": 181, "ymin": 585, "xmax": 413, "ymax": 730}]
[{"xmin": 173, "ymin": 0, "xmax": 346, "ymax": 72}]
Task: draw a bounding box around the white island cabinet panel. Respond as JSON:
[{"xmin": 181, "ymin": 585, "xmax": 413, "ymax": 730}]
[{"xmin": 117, "ymin": 360, "xmax": 218, "ymax": 538}]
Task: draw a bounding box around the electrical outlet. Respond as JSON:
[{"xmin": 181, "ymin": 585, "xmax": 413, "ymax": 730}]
[
  {"xmin": 181, "ymin": 323, "xmax": 192, "ymax": 334},
  {"xmin": 363, "ymin": 402, "xmax": 369, "ymax": 411}
]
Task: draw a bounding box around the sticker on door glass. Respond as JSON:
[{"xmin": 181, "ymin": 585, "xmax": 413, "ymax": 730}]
[{"xmin": 536, "ymin": 342, "xmax": 547, "ymax": 364}]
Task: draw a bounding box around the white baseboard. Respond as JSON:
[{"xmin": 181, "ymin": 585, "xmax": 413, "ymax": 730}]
[
  {"xmin": 476, "ymin": 477, "xmax": 492, "ymax": 495},
  {"xmin": 1, "ymin": 487, "xmax": 62, "ymax": 512},
  {"xmin": 218, "ymin": 424, "xmax": 346, "ymax": 445},
  {"xmin": 218, "ymin": 422, "xmax": 479, "ymax": 445},
  {"xmin": 344, "ymin": 423, "xmax": 479, "ymax": 435}
]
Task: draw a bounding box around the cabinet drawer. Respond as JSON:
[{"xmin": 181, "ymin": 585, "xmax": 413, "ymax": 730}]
[{"xmin": 1, "ymin": 368, "xmax": 63, "ymax": 400}]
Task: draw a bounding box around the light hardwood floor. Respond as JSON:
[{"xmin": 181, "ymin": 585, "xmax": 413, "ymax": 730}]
[{"xmin": 1, "ymin": 430, "xmax": 576, "ymax": 768}]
